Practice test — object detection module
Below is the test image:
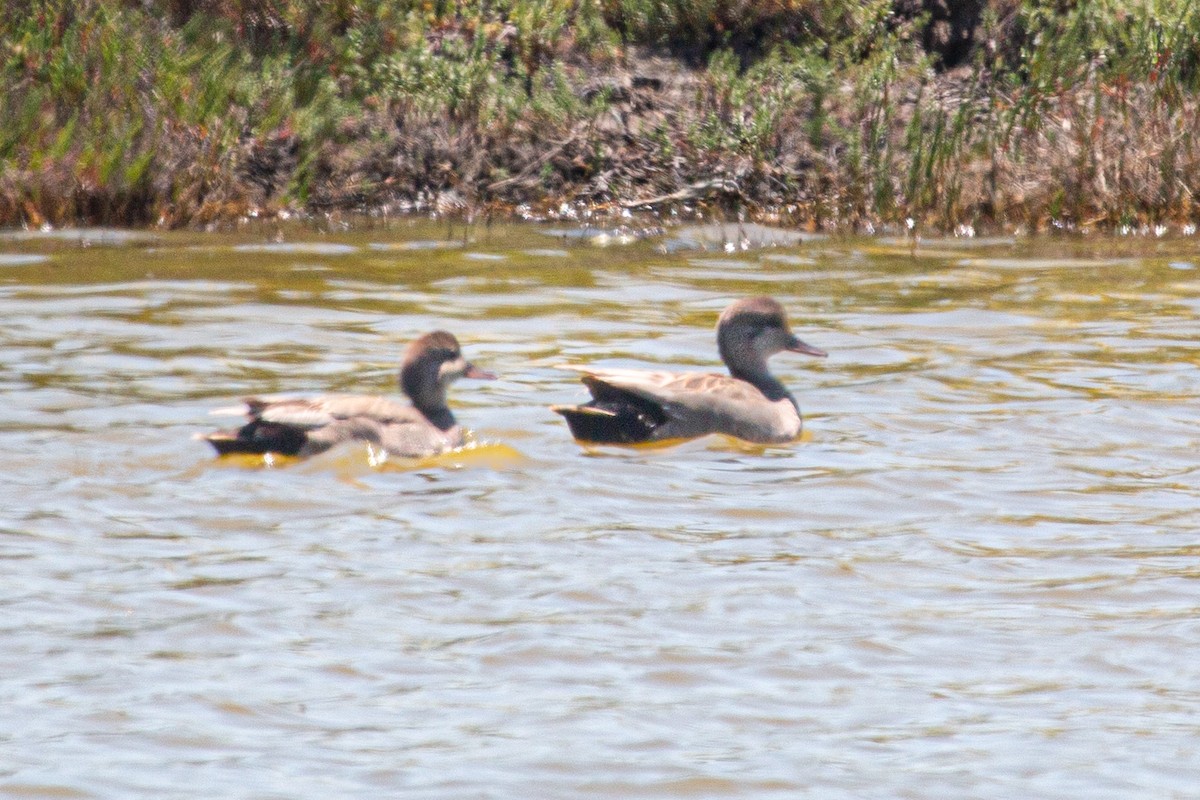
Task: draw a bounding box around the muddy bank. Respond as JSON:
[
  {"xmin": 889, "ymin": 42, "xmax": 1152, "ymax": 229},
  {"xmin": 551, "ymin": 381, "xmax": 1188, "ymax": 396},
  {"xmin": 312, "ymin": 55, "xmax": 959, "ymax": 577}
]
[
  {"xmin": 257, "ymin": 51, "xmax": 1200, "ymax": 236},
  {"xmin": 4, "ymin": 1, "xmax": 1199, "ymax": 234}
]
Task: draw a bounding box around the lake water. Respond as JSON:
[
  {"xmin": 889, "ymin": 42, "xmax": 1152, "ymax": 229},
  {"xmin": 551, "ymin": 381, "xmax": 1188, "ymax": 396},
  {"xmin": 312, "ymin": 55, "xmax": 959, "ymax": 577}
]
[{"xmin": 2, "ymin": 221, "xmax": 1198, "ymax": 798}]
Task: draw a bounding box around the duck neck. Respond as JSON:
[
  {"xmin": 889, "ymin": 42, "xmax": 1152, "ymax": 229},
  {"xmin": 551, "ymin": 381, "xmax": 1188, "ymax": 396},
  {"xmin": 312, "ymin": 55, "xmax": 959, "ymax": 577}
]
[
  {"xmin": 729, "ymin": 364, "xmax": 793, "ymax": 404},
  {"xmin": 401, "ymin": 367, "xmax": 457, "ymax": 431},
  {"xmin": 722, "ymin": 339, "xmax": 792, "ymax": 403},
  {"xmin": 417, "ymin": 403, "xmax": 457, "ymax": 431}
]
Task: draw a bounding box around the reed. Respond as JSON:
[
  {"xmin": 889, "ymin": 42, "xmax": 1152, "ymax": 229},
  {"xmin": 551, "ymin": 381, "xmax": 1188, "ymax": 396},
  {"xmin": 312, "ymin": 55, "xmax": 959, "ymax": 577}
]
[{"xmin": 2, "ymin": 0, "xmax": 1198, "ymax": 231}]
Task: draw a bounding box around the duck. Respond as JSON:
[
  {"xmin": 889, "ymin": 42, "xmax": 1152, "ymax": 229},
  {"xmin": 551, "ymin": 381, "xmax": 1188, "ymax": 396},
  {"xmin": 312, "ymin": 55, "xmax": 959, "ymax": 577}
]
[
  {"xmin": 552, "ymin": 297, "xmax": 826, "ymax": 445},
  {"xmin": 200, "ymin": 330, "xmax": 494, "ymax": 459}
]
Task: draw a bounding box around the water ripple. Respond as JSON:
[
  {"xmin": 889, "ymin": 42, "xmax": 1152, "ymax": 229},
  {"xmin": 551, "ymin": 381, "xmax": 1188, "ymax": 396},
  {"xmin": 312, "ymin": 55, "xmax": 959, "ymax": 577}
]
[{"xmin": 0, "ymin": 224, "xmax": 1197, "ymax": 798}]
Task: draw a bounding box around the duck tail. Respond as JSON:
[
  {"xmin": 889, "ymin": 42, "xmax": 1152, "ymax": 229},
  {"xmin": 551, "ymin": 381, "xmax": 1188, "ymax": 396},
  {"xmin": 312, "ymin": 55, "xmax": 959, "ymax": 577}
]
[
  {"xmin": 551, "ymin": 402, "xmax": 660, "ymax": 444},
  {"xmin": 196, "ymin": 420, "xmax": 308, "ymax": 456}
]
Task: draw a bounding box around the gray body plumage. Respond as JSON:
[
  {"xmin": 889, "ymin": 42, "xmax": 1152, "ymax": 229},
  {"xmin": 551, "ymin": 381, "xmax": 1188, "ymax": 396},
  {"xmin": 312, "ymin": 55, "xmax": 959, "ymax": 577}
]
[
  {"xmin": 201, "ymin": 331, "xmax": 493, "ymax": 459},
  {"xmin": 552, "ymin": 297, "xmax": 826, "ymax": 445}
]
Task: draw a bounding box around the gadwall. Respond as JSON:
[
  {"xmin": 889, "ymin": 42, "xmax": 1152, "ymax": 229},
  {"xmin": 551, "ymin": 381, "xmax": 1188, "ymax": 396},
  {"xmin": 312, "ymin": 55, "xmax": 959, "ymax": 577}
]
[
  {"xmin": 200, "ymin": 331, "xmax": 494, "ymax": 458},
  {"xmin": 552, "ymin": 297, "xmax": 826, "ymax": 445}
]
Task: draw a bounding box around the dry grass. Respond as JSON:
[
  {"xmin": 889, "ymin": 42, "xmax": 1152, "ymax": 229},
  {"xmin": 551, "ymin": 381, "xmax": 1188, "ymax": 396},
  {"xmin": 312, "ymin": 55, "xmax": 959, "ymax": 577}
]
[{"xmin": 2, "ymin": 0, "xmax": 1199, "ymax": 232}]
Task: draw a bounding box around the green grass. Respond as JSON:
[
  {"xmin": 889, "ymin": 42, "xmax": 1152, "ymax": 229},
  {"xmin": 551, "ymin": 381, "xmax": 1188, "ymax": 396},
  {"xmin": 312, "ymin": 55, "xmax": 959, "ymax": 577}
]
[{"xmin": 2, "ymin": 0, "xmax": 1199, "ymax": 231}]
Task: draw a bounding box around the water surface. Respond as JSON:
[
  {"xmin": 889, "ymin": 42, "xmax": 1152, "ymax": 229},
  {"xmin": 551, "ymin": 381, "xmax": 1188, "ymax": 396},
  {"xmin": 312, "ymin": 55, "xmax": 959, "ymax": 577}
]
[{"xmin": 2, "ymin": 222, "xmax": 1198, "ymax": 798}]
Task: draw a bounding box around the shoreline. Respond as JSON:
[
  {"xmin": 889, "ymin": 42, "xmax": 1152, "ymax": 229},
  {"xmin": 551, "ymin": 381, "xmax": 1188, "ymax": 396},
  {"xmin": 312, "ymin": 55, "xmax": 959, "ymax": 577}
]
[{"xmin": 4, "ymin": 2, "xmax": 1199, "ymax": 235}]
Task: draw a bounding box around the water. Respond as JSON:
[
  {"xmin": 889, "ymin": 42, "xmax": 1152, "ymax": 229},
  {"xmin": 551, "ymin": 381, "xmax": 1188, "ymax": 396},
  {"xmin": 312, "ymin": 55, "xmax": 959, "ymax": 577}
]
[{"xmin": 2, "ymin": 222, "xmax": 1198, "ymax": 798}]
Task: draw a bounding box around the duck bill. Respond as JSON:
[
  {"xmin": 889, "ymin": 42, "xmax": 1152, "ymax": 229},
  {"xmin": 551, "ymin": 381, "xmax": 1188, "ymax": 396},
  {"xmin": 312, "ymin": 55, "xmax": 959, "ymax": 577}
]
[
  {"xmin": 787, "ymin": 337, "xmax": 827, "ymax": 358},
  {"xmin": 463, "ymin": 363, "xmax": 497, "ymax": 380}
]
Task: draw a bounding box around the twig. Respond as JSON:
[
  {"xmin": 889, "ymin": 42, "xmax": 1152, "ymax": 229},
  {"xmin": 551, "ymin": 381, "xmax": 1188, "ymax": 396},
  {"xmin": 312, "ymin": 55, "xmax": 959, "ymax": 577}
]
[{"xmin": 618, "ymin": 178, "xmax": 742, "ymax": 209}]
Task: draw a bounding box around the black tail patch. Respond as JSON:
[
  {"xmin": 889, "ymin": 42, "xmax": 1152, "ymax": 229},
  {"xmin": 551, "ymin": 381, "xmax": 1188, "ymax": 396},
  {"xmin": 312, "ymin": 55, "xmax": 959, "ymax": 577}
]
[
  {"xmin": 203, "ymin": 420, "xmax": 308, "ymax": 456},
  {"xmin": 553, "ymin": 379, "xmax": 667, "ymax": 444}
]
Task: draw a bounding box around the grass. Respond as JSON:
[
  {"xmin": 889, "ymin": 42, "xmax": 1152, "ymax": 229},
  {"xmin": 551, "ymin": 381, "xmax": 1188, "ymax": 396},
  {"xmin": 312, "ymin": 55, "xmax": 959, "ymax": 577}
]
[{"xmin": 2, "ymin": 0, "xmax": 1199, "ymax": 232}]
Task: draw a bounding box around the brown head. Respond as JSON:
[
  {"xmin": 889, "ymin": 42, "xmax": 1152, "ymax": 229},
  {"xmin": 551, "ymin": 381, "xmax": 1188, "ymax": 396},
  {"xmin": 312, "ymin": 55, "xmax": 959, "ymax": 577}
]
[
  {"xmin": 400, "ymin": 330, "xmax": 495, "ymax": 412},
  {"xmin": 716, "ymin": 297, "xmax": 826, "ymax": 380}
]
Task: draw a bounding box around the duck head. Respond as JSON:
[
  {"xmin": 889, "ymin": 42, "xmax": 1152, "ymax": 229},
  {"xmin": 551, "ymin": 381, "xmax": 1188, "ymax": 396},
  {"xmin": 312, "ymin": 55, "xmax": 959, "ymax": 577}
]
[
  {"xmin": 717, "ymin": 297, "xmax": 826, "ymax": 379},
  {"xmin": 400, "ymin": 330, "xmax": 495, "ymax": 411}
]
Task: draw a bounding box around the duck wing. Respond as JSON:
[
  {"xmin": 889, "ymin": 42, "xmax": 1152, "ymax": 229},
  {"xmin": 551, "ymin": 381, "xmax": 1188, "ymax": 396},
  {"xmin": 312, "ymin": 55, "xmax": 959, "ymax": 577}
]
[
  {"xmin": 556, "ymin": 366, "xmax": 798, "ymax": 443},
  {"xmin": 560, "ymin": 366, "xmax": 762, "ymax": 414},
  {"xmin": 246, "ymin": 394, "xmax": 422, "ymax": 428},
  {"xmin": 202, "ymin": 394, "xmax": 443, "ymax": 457}
]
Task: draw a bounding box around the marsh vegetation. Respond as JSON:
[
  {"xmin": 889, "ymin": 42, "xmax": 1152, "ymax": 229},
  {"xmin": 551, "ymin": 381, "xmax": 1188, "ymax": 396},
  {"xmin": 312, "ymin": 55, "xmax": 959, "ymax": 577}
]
[{"xmin": 3, "ymin": 0, "xmax": 1199, "ymax": 232}]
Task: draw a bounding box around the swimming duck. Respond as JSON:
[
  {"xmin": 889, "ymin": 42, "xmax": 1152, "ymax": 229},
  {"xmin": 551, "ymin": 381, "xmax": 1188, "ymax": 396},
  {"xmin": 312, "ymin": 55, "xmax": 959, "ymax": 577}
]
[
  {"xmin": 200, "ymin": 330, "xmax": 494, "ymax": 458},
  {"xmin": 552, "ymin": 297, "xmax": 826, "ymax": 445}
]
